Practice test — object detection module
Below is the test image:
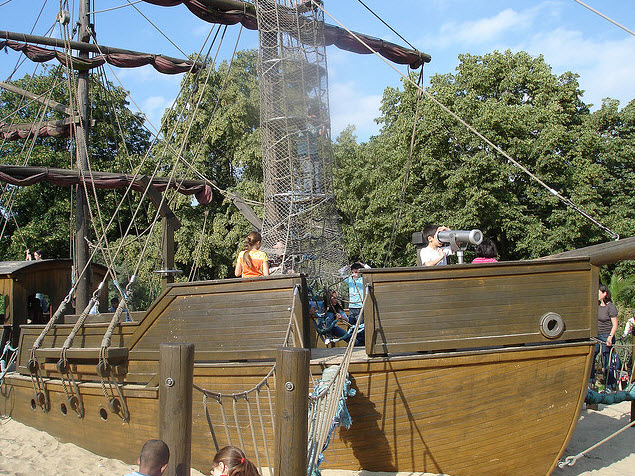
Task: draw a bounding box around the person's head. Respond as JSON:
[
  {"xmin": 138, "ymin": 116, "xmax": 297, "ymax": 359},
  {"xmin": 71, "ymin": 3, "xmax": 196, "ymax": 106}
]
[
  {"xmin": 422, "ymin": 224, "xmax": 442, "ymax": 248},
  {"xmin": 599, "ymin": 284, "xmax": 611, "ymax": 304},
  {"xmin": 244, "ymin": 231, "xmax": 262, "ymax": 251},
  {"xmin": 138, "ymin": 439, "xmax": 170, "ymax": 476},
  {"xmin": 28, "ymin": 294, "xmax": 41, "ymax": 310},
  {"xmin": 33, "ymin": 250, "xmax": 43, "ymax": 260},
  {"xmin": 350, "ymin": 261, "xmax": 364, "ymax": 277},
  {"xmin": 211, "ymin": 446, "xmax": 260, "ymax": 476},
  {"xmin": 475, "ymin": 238, "xmax": 498, "ymax": 259},
  {"xmin": 322, "ymin": 289, "xmax": 339, "ymax": 309},
  {"xmin": 110, "ymin": 297, "xmax": 119, "ymax": 308}
]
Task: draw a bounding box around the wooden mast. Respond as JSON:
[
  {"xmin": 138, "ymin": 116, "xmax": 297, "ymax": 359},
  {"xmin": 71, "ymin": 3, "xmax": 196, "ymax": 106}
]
[{"xmin": 75, "ymin": 0, "xmax": 91, "ymax": 312}]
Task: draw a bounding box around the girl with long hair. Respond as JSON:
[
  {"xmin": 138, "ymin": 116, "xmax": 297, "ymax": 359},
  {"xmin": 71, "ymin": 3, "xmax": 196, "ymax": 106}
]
[
  {"xmin": 234, "ymin": 231, "xmax": 269, "ymax": 278},
  {"xmin": 211, "ymin": 446, "xmax": 261, "ymax": 476}
]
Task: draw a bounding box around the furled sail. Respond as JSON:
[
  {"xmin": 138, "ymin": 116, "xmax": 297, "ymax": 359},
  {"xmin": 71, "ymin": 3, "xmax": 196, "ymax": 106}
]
[
  {"xmin": 0, "ymin": 165, "xmax": 213, "ymax": 205},
  {"xmin": 142, "ymin": 0, "xmax": 431, "ymax": 68},
  {"xmin": 0, "ymin": 40, "xmax": 197, "ymax": 74}
]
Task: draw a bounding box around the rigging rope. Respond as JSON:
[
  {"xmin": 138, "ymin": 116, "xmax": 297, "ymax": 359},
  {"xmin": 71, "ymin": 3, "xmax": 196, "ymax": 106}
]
[
  {"xmin": 89, "ymin": 1, "xmax": 144, "ymax": 15},
  {"xmin": 313, "ymin": 0, "xmax": 620, "ymax": 242},
  {"xmin": 558, "ymin": 414, "xmax": 635, "ymax": 467},
  {"xmin": 354, "ymin": 0, "xmax": 418, "ymax": 50},
  {"xmin": 383, "ymin": 69, "xmax": 424, "ymax": 267},
  {"xmin": 125, "ymin": 0, "xmax": 189, "ymax": 58},
  {"xmin": 307, "ymin": 286, "xmax": 367, "ymax": 474},
  {"xmin": 572, "ymin": 0, "xmax": 635, "ymax": 37}
]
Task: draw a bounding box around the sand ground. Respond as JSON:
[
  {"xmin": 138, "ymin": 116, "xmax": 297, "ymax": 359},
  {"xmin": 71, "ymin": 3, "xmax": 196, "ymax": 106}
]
[{"xmin": 0, "ymin": 401, "xmax": 633, "ymax": 475}]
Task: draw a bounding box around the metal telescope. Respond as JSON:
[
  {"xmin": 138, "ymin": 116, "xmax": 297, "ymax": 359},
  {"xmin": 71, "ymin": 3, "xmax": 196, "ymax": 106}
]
[{"xmin": 435, "ymin": 229, "xmax": 483, "ymax": 264}]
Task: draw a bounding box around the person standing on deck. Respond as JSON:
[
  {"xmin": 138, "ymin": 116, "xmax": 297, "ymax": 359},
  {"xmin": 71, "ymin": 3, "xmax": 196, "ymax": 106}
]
[
  {"xmin": 235, "ymin": 231, "xmax": 270, "ymax": 278},
  {"xmin": 344, "ymin": 261, "xmax": 369, "ymax": 325},
  {"xmin": 419, "ymin": 224, "xmax": 453, "ymax": 266},
  {"xmin": 471, "ymin": 238, "xmax": 499, "ymax": 263},
  {"xmin": 25, "ymin": 249, "xmax": 43, "ymax": 261}
]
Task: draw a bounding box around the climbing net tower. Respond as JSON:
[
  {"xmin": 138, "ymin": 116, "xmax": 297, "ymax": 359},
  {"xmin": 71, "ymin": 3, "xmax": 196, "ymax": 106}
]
[{"xmin": 254, "ymin": 0, "xmax": 348, "ymax": 287}]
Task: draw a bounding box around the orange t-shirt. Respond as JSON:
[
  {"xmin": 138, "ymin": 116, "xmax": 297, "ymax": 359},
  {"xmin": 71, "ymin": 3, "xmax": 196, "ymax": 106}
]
[{"xmin": 237, "ymin": 250, "xmax": 268, "ymax": 277}]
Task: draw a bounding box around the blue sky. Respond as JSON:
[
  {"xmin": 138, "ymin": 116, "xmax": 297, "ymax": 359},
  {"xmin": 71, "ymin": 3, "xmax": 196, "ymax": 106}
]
[{"xmin": 1, "ymin": 1, "xmax": 634, "ymax": 141}]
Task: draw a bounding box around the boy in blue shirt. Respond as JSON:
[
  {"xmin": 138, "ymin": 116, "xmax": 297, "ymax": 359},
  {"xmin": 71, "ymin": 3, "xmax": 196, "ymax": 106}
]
[{"xmin": 344, "ymin": 262, "xmax": 368, "ymax": 325}]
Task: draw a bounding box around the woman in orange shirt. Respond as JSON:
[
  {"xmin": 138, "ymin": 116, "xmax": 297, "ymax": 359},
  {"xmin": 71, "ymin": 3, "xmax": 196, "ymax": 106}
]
[{"xmin": 234, "ymin": 231, "xmax": 270, "ymax": 278}]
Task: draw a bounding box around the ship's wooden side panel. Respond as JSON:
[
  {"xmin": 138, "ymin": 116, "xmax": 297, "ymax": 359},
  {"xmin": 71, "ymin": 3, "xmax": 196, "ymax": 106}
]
[
  {"xmin": 129, "ymin": 275, "xmax": 308, "ymax": 362},
  {"xmin": 365, "ymin": 260, "xmax": 596, "ymax": 355},
  {"xmin": 321, "ymin": 343, "xmax": 592, "ymax": 475},
  {"xmin": 183, "ymin": 344, "xmax": 592, "ymax": 475},
  {"xmin": 16, "ymin": 322, "xmax": 136, "ymax": 373},
  {"xmin": 0, "ymin": 376, "xmax": 157, "ymax": 464}
]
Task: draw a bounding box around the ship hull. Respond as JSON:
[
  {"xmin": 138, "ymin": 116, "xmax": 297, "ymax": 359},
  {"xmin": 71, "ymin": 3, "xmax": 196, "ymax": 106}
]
[
  {"xmin": 1, "ymin": 262, "xmax": 597, "ymax": 475},
  {"xmin": 2, "ymin": 342, "xmax": 591, "ymax": 475}
]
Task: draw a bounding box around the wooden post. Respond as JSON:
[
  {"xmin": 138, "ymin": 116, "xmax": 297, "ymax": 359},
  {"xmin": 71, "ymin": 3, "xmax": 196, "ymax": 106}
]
[
  {"xmin": 159, "ymin": 343, "xmax": 194, "ymax": 476},
  {"xmin": 275, "ymin": 347, "xmax": 309, "ymax": 476}
]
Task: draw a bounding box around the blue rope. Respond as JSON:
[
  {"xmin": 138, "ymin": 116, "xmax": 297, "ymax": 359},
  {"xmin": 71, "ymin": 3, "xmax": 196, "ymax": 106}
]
[{"xmin": 309, "ymin": 366, "xmax": 356, "ymax": 476}]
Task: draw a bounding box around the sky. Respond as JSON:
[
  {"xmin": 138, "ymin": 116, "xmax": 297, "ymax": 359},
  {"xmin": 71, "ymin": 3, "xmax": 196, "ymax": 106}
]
[{"xmin": 1, "ymin": 0, "xmax": 634, "ymax": 142}]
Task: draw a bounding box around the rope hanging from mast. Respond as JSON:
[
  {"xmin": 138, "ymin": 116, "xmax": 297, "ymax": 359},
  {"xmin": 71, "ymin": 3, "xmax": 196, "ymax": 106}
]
[{"xmin": 314, "ymin": 1, "xmax": 621, "ymax": 242}]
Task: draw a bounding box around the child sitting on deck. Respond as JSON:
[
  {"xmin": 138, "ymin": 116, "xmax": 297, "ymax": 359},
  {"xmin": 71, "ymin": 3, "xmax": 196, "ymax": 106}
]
[{"xmin": 313, "ymin": 290, "xmax": 364, "ymax": 346}]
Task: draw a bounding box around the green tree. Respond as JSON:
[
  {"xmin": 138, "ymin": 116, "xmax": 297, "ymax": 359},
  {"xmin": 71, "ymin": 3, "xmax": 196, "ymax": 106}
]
[
  {"xmin": 158, "ymin": 50, "xmax": 262, "ymax": 281},
  {"xmin": 335, "ymin": 50, "xmax": 635, "ymax": 267},
  {"xmin": 0, "ymin": 66, "xmax": 152, "ymax": 262}
]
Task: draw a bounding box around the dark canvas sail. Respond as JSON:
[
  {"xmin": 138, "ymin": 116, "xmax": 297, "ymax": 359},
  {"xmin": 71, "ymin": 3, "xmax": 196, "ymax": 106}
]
[{"xmin": 142, "ymin": 0, "xmax": 430, "ymax": 67}]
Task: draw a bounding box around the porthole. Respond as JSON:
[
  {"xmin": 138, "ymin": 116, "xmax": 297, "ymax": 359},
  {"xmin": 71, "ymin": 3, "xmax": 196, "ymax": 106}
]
[
  {"xmin": 60, "ymin": 403, "xmax": 67, "ymax": 415},
  {"xmin": 540, "ymin": 312, "xmax": 565, "ymax": 339},
  {"xmin": 99, "ymin": 407, "xmax": 108, "ymax": 421},
  {"xmin": 30, "ymin": 398, "xmax": 37, "ymax": 410}
]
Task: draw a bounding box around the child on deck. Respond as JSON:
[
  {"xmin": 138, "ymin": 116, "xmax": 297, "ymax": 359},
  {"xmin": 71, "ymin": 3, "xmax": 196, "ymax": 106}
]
[
  {"xmin": 472, "ymin": 238, "xmax": 499, "ymax": 263},
  {"xmin": 235, "ymin": 231, "xmax": 270, "ymax": 278},
  {"xmin": 344, "ymin": 261, "xmax": 369, "ymax": 325},
  {"xmin": 420, "ymin": 224, "xmax": 453, "ymax": 266}
]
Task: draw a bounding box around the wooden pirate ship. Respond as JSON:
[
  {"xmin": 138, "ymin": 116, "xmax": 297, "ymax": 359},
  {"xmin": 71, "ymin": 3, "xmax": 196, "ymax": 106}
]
[{"xmin": 1, "ymin": 1, "xmax": 634, "ymax": 475}]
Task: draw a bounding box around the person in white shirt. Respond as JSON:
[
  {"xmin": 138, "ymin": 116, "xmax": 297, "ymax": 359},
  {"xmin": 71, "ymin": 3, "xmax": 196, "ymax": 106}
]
[{"xmin": 419, "ymin": 224, "xmax": 453, "ymax": 266}]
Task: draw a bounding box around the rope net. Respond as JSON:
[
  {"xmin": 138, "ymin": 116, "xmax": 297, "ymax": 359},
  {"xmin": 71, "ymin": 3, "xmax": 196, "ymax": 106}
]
[{"xmin": 254, "ymin": 0, "xmax": 348, "ymax": 288}]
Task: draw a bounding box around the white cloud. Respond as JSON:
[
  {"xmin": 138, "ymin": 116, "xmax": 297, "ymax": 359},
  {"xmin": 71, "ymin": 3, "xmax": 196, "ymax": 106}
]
[
  {"xmin": 436, "ymin": 8, "xmax": 536, "ymax": 48},
  {"xmin": 329, "ymin": 81, "xmax": 382, "ymax": 141},
  {"xmin": 518, "ymin": 29, "xmax": 635, "ymax": 108}
]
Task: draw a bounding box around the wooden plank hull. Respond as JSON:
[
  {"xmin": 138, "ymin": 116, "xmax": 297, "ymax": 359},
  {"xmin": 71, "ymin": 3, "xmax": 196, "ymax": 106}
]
[
  {"xmin": 1, "ymin": 341, "xmax": 591, "ymax": 475},
  {"xmin": 0, "ymin": 267, "xmax": 595, "ymax": 475}
]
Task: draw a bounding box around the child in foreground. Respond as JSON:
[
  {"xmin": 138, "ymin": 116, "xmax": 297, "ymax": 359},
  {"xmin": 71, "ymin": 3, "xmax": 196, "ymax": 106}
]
[
  {"xmin": 211, "ymin": 446, "xmax": 261, "ymax": 476},
  {"xmin": 124, "ymin": 439, "xmax": 169, "ymax": 476}
]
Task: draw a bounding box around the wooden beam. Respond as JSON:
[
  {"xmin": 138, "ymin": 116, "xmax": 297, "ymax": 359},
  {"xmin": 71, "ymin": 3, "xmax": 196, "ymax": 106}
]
[
  {"xmin": 541, "ymin": 236, "xmax": 635, "ymax": 266},
  {"xmin": 0, "ymin": 117, "xmax": 94, "ymax": 134},
  {"xmin": 275, "ymin": 347, "xmax": 309, "ymax": 476},
  {"xmin": 0, "ymin": 80, "xmax": 73, "ymax": 116}
]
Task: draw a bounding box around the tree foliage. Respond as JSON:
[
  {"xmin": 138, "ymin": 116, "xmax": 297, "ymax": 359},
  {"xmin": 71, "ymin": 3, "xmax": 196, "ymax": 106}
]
[
  {"xmin": 0, "ymin": 66, "xmax": 152, "ymax": 262},
  {"xmin": 3, "ymin": 49, "xmax": 635, "ymax": 307},
  {"xmin": 334, "ymin": 50, "xmax": 635, "ymax": 274},
  {"xmin": 157, "ymin": 50, "xmax": 262, "ymax": 282}
]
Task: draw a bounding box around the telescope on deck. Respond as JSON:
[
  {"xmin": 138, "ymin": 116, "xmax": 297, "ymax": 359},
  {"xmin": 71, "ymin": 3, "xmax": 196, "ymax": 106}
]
[{"xmin": 412, "ymin": 229, "xmax": 483, "ymax": 264}]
